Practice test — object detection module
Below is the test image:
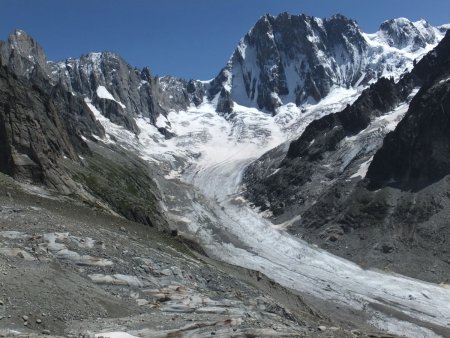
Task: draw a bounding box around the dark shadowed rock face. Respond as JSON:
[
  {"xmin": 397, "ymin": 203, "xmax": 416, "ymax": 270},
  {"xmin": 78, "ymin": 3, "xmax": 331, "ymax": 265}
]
[
  {"xmin": 368, "ymin": 85, "xmax": 450, "ymax": 190},
  {"xmin": 367, "ymin": 31, "xmax": 450, "ymax": 190},
  {"xmin": 0, "ymin": 30, "xmax": 109, "ymax": 194},
  {"xmin": 0, "ymin": 63, "xmax": 80, "ymax": 193},
  {"xmin": 50, "ymin": 84, "xmax": 106, "ymax": 149}
]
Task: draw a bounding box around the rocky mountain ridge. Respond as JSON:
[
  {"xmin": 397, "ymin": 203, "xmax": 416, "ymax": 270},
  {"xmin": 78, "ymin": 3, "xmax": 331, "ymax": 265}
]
[
  {"xmin": 367, "ymin": 31, "xmax": 450, "ymax": 190},
  {"xmin": 0, "ymin": 30, "xmax": 171, "ymax": 228},
  {"xmin": 49, "ymin": 52, "xmax": 205, "ymax": 134},
  {"xmin": 2, "ymin": 13, "xmax": 446, "ymax": 130},
  {"xmin": 209, "ymin": 13, "xmax": 446, "ymax": 113},
  {"xmin": 1, "ymin": 29, "xmax": 205, "ymax": 137}
]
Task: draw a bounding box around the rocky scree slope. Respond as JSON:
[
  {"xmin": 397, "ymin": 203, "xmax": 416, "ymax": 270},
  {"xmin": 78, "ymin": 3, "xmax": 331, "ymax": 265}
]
[
  {"xmin": 243, "ymin": 31, "xmax": 450, "ymax": 283},
  {"xmin": 1, "ymin": 175, "xmax": 375, "ymax": 338},
  {"xmin": 209, "ymin": 13, "xmax": 445, "ymax": 114}
]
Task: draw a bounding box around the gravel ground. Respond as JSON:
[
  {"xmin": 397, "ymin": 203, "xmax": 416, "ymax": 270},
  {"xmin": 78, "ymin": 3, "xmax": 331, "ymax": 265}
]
[{"xmin": 0, "ymin": 174, "xmax": 398, "ymax": 337}]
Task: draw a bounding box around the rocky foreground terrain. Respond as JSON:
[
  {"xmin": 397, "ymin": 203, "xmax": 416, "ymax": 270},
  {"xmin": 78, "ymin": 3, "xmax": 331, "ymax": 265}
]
[{"xmin": 0, "ymin": 173, "xmax": 400, "ymax": 337}]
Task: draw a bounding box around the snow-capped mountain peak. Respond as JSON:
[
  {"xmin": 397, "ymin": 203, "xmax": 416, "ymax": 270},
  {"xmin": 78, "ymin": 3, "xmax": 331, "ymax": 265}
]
[
  {"xmin": 377, "ymin": 17, "xmax": 442, "ymax": 51},
  {"xmin": 208, "ymin": 13, "xmax": 447, "ymax": 114},
  {"xmin": 0, "ymin": 29, "xmax": 49, "ymax": 76}
]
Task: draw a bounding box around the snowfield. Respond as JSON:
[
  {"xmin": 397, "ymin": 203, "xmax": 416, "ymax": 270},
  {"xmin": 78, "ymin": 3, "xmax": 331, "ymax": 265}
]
[{"xmin": 96, "ymin": 85, "xmax": 126, "ymax": 109}]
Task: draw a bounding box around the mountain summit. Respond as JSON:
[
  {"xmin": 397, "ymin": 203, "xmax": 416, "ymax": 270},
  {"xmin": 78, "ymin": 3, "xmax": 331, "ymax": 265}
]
[
  {"xmin": 0, "ymin": 29, "xmax": 49, "ymax": 77},
  {"xmin": 378, "ymin": 17, "xmax": 442, "ymax": 51},
  {"xmin": 208, "ymin": 13, "xmax": 445, "ymax": 113}
]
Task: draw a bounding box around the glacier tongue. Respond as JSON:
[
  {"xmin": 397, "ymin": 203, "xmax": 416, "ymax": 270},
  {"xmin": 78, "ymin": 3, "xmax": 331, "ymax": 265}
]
[
  {"xmin": 174, "ymin": 107, "xmax": 450, "ymax": 338},
  {"xmin": 88, "ymin": 83, "xmax": 450, "ymax": 337},
  {"xmin": 3, "ymin": 15, "xmax": 450, "ymax": 337},
  {"xmin": 182, "ymin": 153, "xmax": 448, "ymax": 338}
]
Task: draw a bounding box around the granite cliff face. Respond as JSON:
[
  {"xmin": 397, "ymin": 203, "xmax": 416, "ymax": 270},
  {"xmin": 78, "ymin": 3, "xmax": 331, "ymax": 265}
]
[
  {"xmin": 0, "ymin": 62, "xmax": 79, "ymax": 193},
  {"xmin": 0, "ymin": 32, "xmax": 106, "ymax": 194},
  {"xmin": 209, "ymin": 14, "xmax": 444, "ymax": 114},
  {"xmin": 0, "ymin": 29, "xmax": 49, "ymax": 77}
]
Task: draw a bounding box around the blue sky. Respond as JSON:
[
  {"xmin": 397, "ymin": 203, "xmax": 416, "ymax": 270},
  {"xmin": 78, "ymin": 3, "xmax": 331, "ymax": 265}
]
[{"xmin": 1, "ymin": 0, "xmax": 449, "ymax": 80}]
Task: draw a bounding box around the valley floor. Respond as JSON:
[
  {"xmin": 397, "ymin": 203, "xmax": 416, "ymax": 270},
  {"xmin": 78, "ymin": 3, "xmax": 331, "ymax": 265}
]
[{"xmin": 0, "ymin": 173, "xmax": 392, "ymax": 338}]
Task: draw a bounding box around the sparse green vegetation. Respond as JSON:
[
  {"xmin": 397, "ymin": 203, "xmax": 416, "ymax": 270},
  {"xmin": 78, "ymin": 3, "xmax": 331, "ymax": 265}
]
[{"xmin": 67, "ymin": 144, "xmax": 166, "ymax": 229}]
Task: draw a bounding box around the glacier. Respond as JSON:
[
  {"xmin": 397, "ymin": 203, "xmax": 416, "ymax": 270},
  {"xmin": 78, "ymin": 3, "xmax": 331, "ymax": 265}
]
[
  {"xmin": 86, "ymin": 84, "xmax": 450, "ymax": 337},
  {"xmin": 79, "ymin": 16, "xmax": 450, "ymax": 338}
]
